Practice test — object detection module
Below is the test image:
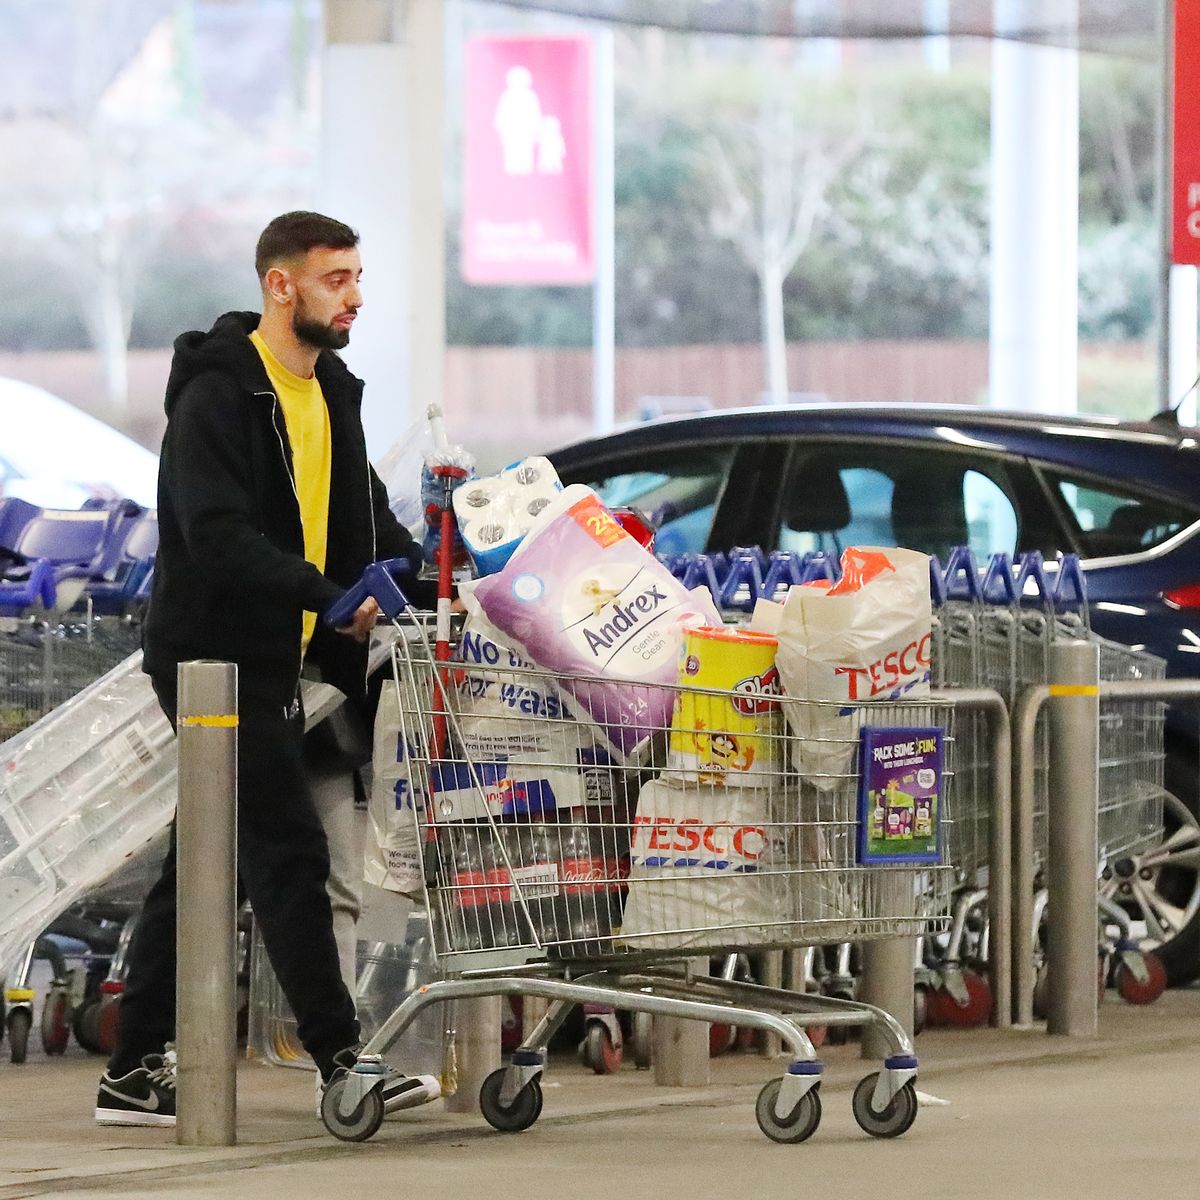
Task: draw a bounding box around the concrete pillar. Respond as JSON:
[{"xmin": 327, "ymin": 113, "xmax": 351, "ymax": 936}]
[
  {"xmin": 320, "ymin": 0, "xmax": 445, "ymax": 457},
  {"xmin": 989, "ymin": 0, "xmax": 1079, "ymax": 415},
  {"xmin": 653, "ymin": 958, "xmax": 709, "ymax": 1087},
  {"xmin": 442, "ymin": 996, "xmax": 502, "ymax": 1113},
  {"xmin": 859, "ymin": 938, "xmax": 916, "ymax": 1060},
  {"xmin": 1169, "ymin": 265, "xmax": 1199, "ymax": 422}
]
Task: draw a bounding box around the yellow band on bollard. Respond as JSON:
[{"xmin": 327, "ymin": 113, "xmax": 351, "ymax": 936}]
[
  {"xmin": 178, "ymin": 714, "xmax": 239, "ymax": 728},
  {"xmin": 1048, "ymin": 684, "xmax": 1099, "ymax": 697},
  {"xmin": 5, "ymin": 989, "xmax": 36, "ymax": 1003}
]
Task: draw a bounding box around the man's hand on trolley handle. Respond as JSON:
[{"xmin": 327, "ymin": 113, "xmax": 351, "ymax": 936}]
[{"xmin": 335, "ymin": 596, "xmax": 380, "ymax": 642}]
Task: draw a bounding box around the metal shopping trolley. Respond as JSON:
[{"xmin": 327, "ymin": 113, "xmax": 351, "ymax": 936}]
[{"xmin": 319, "ymin": 576, "xmax": 956, "ymax": 1145}]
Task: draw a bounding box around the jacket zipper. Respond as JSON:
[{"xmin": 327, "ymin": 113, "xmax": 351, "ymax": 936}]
[
  {"xmin": 364, "ymin": 444, "xmax": 378, "ymax": 691},
  {"xmin": 259, "ymin": 389, "xmax": 305, "ymax": 697}
]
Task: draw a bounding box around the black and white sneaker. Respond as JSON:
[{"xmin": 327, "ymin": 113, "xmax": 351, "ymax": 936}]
[
  {"xmin": 316, "ymin": 1048, "xmax": 440, "ymax": 1117},
  {"xmin": 95, "ymin": 1048, "xmax": 177, "ymax": 1128}
]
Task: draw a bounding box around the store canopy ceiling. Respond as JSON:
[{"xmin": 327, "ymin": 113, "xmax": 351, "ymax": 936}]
[{"xmin": 493, "ymin": 0, "xmax": 1159, "ymax": 56}]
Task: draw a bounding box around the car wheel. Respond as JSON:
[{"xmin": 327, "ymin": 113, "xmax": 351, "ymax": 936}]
[{"xmin": 1100, "ymin": 746, "xmax": 1200, "ymax": 987}]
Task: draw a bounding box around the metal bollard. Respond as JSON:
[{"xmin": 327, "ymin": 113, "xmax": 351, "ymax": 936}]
[
  {"xmin": 1046, "ymin": 640, "xmax": 1100, "ymax": 1037},
  {"xmin": 176, "ymin": 661, "xmax": 238, "ymax": 1147}
]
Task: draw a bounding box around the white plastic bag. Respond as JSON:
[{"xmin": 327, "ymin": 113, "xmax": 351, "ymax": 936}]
[
  {"xmin": 376, "ymin": 417, "xmax": 436, "ymax": 537},
  {"xmin": 770, "ymin": 546, "xmax": 932, "ymax": 787},
  {"xmin": 618, "ymin": 777, "xmax": 786, "ymax": 950},
  {"xmin": 364, "ymin": 665, "xmax": 429, "ymax": 898}
]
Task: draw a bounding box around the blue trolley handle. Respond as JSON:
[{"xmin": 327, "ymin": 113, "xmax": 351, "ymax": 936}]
[{"xmin": 323, "ymin": 556, "xmax": 418, "ymax": 628}]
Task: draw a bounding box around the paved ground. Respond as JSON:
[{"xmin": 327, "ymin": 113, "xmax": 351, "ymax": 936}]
[{"xmin": 0, "ymin": 991, "xmax": 1195, "ymax": 1200}]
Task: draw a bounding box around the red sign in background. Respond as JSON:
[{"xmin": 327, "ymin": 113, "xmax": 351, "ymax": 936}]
[
  {"xmin": 462, "ymin": 36, "xmax": 594, "ymax": 285},
  {"xmin": 1174, "ymin": 1, "xmax": 1200, "ymax": 264}
]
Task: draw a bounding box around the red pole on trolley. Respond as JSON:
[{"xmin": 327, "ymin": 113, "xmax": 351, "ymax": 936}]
[{"xmin": 424, "ymin": 404, "xmax": 468, "ymax": 760}]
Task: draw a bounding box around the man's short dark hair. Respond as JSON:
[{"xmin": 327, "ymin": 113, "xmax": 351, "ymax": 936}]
[{"xmin": 255, "ymin": 211, "xmax": 359, "ymax": 278}]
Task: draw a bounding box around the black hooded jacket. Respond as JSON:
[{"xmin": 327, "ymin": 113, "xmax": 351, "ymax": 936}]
[{"xmin": 143, "ymin": 311, "xmax": 432, "ymax": 706}]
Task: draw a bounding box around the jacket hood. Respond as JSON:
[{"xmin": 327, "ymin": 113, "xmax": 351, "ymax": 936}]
[{"xmin": 163, "ymin": 310, "xmax": 364, "ymax": 414}]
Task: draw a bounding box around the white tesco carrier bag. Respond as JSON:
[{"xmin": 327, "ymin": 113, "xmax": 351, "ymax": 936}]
[
  {"xmin": 364, "ymin": 669, "xmax": 429, "ymax": 899},
  {"xmin": 768, "ymin": 546, "xmax": 933, "ymax": 788},
  {"xmin": 618, "ymin": 778, "xmax": 786, "ymax": 949}
]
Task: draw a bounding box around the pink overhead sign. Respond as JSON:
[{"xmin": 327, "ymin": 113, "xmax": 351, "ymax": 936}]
[{"xmin": 462, "ymin": 35, "xmax": 594, "ymax": 285}]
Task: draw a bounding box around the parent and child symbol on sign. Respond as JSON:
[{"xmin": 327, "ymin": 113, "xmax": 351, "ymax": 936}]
[{"xmin": 494, "ymin": 65, "xmax": 566, "ymax": 176}]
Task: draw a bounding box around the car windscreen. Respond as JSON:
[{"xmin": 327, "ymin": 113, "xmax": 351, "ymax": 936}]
[{"xmin": 1042, "ymin": 470, "xmax": 1200, "ymax": 558}]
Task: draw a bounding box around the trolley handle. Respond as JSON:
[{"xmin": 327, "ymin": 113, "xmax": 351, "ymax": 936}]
[{"xmin": 323, "ymin": 557, "xmax": 417, "ymax": 628}]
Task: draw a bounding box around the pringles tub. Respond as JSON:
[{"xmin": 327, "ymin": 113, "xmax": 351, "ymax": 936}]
[{"xmin": 668, "ymin": 626, "xmax": 782, "ymax": 786}]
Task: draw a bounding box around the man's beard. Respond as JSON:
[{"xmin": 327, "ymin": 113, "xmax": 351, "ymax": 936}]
[{"xmin": 292, "ymin": 297, "xmax": 351, "ymax": 351}]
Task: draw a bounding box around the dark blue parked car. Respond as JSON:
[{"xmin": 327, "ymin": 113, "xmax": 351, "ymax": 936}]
[{"xmin": 550, "ymin": 404, "xmax": 1200, "ymax": 983}]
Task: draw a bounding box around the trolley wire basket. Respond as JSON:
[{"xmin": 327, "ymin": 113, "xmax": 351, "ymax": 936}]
[
  {"xmin": 389, "ymin": 626, "xmax": 956, "ymax": 974},
  {"xmin": 0, "ymin": 616, "xmax": 142, "ymax": 745}
]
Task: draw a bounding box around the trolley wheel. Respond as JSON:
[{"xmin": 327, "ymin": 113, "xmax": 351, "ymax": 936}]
[
  {"xmin": 72, "ymin": 1001, "xmax": 105, "ymax": 1055},
  {"xmin": 935, "ymin": 971, "xmax": 992, "ymax": 1028},
  {"xmin": 852, "ymin": 1073, "xmax": 918, "ymax": 1139},
  {"xmin": 479, "ymin": 1068, "xmax": 543, "ymax": 1133},
  {"xmin": 583, "ymin": 1023, "xmax": 622, "ymax": 1075},
  {"xmin": 40, "ymin": 990, "xmax": 70, "ymax": 1056},
  {"xmin": 1115, "ymin": 952, "xmax": 1168, "ymax": 1006},
  {"xmin": 709, "ymin": 1022, "xmax": 736, "ymax": 1057},
  {"xmin": 630, "ymin": 1013, "xmax": 653, "ymax": 1070},
  {"xmin": 8, "ymin": 1007, "xmax": 31, "ymax": 1065},
  {"xmin": 913, "ymin": 985, "xmax": 929, "ymax": 1036},
  {"xmin": 97, "ymin": 997, "xmax": 121, "ymax": 1055},
  {"xmin": 1032, "ymin": 967, "xmax": 1049, "ymax": 1021},
  {"xmin": 320, "ymin": 1075, "xmax": 385, "ymax": 1143},
  {"xmin": 805, "ymin": 1025, "xmax": 828, "ymax": 1050},
  {"xmin": 754, "ymin": 1078, "xmax": 822, "ymax": 1145}
]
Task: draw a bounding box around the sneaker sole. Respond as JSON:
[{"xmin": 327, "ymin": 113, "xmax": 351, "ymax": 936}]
[
  {"xmin": 383, "ymin": 1081, "xmax": 441, "ymax": 1115},
  {"xmin": 95, "ymin": 1108, "xmax": 176, "ymax": 1128}
]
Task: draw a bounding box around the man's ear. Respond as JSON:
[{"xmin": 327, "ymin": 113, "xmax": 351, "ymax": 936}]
[{"xmin": 263, "ymin": 265, "xmax": 293, "ymax": 306}]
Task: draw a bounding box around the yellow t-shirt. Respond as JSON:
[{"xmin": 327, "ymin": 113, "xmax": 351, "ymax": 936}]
[{"xmin": 249, "ymin": 329, "xmax": 332, "ymax": 656}]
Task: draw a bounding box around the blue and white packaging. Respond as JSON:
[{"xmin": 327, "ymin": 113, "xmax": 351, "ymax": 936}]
[{"xmin": 452, "ymin": 456, "xmax": 562, "ymax": 576}]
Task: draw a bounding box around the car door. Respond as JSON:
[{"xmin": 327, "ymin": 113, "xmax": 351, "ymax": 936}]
[{"xmin": 766, "ymin": 439, "xmax": 1053, "ymax": 565}]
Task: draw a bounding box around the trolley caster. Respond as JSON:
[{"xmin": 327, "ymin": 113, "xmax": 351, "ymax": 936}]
[
  {"xmin": 1032, "ymin": 966, "xmax": 1049, "ymax": 1021},
  {"xmin": 7, "ymin": 1006, "xmax": 31, "ymax": 1064},
  {"xmin": 41, "ymin": 987, "xmax": 71, "ymax": 1056},
  {"xmin": 852, "ymin": 1070, "xmax": 919, "ymax": 1139},
  {"xmin": 930, "ymin": 970, "xmax": 991, "ymax": 1028},
  {"xmin": 72, "ymin": 1000, "xmax": 105, "ymax": 1055},
  {"xmin": 630, "ymin": 1012, "xmax": 653, "ymax": 1070},
  {"xmin": 1115, "ymin": 950, "xmax": 1168, "ymax": 1006},
  {"xmin": 913, "ymin": 984, "xmax": 929, "ymax": 1035},
  {"xmin": 479, "ymin": 1067, "xmax": 544, "ymax": 1133},
  {"xmin": 581, "ymin": 1021, "xmax": 622, "ymax": 1075},
  {"xmin": 709, "ymin": 1022, "xmax": 737, "ymax": 1057},
  {"xmin": 320, "ymin": 1074, "xmax": 385, "ymax": 1143},
  {"xmin": 755, "ymin": 1077, "xmax": 822, "ymax": 1145}
]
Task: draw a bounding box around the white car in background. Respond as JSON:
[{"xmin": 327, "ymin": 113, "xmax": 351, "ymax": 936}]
[{"xmin": 0, "ymin": 378, "xmax": 158, "ymax": 509}]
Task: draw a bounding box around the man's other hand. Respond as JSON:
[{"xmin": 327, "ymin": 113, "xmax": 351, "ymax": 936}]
[{"xmin": 336, "ymin": 596, "xmax": 379, "ymax": 642}]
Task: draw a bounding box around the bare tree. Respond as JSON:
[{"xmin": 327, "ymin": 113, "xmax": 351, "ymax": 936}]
[{"xmin": 704, "ymin": 49, "xmax": 865, "ymax": 403}]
